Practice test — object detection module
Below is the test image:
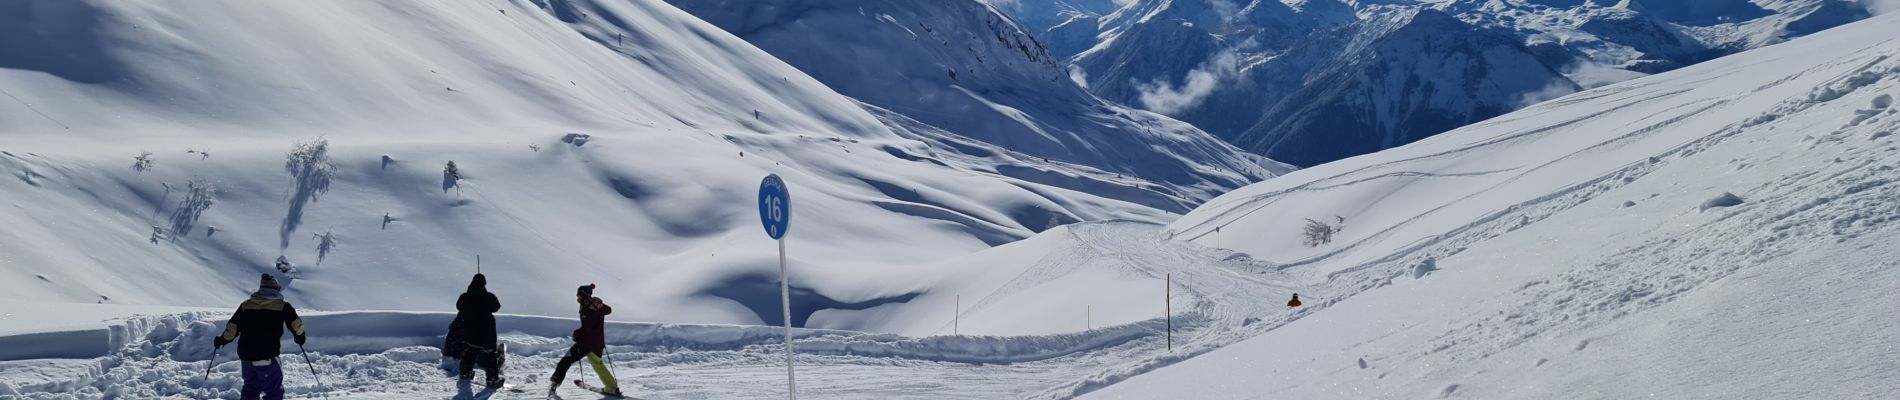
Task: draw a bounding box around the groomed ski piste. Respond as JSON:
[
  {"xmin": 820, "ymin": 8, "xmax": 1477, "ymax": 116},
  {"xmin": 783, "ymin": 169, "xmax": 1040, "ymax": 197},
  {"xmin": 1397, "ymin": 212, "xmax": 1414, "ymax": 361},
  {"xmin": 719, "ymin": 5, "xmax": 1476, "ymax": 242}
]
[
  {"xmin": 1, "ymin": 221, "xmax": 1319, "ymax": 399},
  {"xmin": 5, "ymin": 1, "xmax": 1900, "ymax": 400}
]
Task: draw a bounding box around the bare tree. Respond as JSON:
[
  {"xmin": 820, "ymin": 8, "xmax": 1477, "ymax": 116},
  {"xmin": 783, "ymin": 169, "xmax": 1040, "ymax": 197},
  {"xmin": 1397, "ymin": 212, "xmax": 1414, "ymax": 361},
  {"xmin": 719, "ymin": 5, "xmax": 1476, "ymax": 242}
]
[
  {"xmin": 1302, "ymin": 217, "xmax": 1344, "ymax": 247},
  {"xmin": 280, "ymin": 137, "xmax": 338, "ymax": 249}
]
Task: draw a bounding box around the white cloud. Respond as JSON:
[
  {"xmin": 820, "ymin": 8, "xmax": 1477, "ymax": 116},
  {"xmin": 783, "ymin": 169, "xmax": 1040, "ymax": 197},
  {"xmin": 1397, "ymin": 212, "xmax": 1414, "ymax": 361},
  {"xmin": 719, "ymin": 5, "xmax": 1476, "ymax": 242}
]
[
  {"xmin": 1069, "ymin": 65, "xmax": 1092, "ymax": 89},
  {"xmin": 1563, "ymin": 60, "xmax": 1646, "ymax": 89},
  {"xmin": 1513, "ymin": 80, "xmax": 1579, "ymax": 109},
  {"xmin": 1135, "ymin": 48, "xmax": 1242, "ymax": 115},
  {"xmin": 1211, "ymin": 0, "xmax": 1242, "ymax": 23}
]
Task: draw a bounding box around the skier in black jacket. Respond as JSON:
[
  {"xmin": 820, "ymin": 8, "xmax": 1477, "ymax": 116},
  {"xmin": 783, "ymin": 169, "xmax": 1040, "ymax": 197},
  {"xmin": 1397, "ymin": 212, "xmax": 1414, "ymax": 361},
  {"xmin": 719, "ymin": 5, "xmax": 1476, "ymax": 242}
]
[
  {"xmin": 213, "ymin": 273, "xmax": 307, "ymax": 400},
  {"xmin": 456, "ymin": 273, "xmax": 504, "ymax": 386}
]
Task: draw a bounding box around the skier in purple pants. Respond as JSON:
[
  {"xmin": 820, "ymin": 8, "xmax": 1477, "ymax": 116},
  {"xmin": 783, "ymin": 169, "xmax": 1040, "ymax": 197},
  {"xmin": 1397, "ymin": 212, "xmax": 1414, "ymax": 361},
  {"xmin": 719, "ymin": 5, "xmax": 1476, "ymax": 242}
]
[{"xmin": 214, "ymin": 273, "xmax": 308, "ymax": 400}]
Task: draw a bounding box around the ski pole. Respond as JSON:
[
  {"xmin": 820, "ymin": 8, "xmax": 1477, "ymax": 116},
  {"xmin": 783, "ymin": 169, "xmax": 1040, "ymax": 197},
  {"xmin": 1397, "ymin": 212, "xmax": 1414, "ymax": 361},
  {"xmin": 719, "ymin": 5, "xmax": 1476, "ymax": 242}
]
[
  {"xmin": 603, "ymin": 353, "xmax": 621, "ymax": 383},
  {"xmin": 298, "ymin": 345, "xmax": 329, "ymax": 399},
  {"xmin": 203, "ymin": 344, "xmax": 221, "ymax": 384}
]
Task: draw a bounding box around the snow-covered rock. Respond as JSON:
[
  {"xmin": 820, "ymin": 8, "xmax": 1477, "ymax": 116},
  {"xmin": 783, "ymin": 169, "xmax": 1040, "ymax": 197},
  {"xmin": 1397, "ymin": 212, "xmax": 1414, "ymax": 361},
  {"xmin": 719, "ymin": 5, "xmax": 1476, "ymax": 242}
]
[{"xmin": 1698, "ymin": 192, "xmax": 1746, "ymax": 211}]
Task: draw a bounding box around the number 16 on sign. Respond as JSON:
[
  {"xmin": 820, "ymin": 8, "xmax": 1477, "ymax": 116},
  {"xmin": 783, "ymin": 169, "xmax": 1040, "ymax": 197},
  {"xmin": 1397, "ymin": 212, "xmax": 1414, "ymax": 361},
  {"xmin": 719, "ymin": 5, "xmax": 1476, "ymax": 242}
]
[{"xmin": 758, "ymin": 174, "xmax": 795, "ymax": 399}]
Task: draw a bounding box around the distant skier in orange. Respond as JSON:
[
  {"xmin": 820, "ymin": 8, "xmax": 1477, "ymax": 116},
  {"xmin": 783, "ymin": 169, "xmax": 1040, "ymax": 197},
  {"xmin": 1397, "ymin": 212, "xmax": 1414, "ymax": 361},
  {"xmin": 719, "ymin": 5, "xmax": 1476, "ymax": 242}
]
[{"xmin": 1287, "ymin": 293, "xmax": 1302, "ymax": 308}]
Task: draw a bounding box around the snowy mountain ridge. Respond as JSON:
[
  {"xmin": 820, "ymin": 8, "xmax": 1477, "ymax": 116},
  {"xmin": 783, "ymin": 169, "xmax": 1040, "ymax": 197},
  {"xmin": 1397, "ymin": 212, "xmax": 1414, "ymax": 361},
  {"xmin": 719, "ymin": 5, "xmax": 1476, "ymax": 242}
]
[
  {"xmin": 666, "ymin": 0, "xmax": 1288, "ymax": 210},
  {"xmin": 995, "ymin": 0, "xmax": 1881, "ymax": 165}
]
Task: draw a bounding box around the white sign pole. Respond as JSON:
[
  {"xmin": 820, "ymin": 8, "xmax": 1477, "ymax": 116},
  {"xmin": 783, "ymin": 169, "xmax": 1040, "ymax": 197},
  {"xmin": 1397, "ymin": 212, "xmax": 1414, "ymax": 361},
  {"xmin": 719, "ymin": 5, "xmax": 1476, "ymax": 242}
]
[
  {"xmin": 780, "ymin": 237, "xmax": 795, "ymax": 400},
  {"xmin": 761, "ymin": 174, "xmax": 794, "ymax": 400}
]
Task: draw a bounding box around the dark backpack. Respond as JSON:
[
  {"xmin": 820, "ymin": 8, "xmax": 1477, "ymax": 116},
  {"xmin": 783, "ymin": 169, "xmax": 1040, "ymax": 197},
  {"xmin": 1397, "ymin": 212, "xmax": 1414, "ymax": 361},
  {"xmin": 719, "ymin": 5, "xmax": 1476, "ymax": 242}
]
[{"xmin": 442, "ymin": 315, "xmax": 467, "ymax": 358}]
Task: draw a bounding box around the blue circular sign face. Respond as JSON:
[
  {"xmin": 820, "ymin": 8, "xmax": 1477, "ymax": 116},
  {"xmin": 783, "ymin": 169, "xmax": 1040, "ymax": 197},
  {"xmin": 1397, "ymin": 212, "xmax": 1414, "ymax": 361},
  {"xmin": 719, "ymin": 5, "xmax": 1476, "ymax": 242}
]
[{"xmin": 759, "ymin": 174, "xmax": 791, "ymax": 240}]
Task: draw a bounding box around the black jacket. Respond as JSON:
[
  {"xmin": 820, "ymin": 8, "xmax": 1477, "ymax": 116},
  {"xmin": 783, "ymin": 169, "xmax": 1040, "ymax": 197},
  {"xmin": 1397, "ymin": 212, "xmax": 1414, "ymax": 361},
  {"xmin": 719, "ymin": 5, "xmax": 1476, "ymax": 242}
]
[
  {"xmin": 216, "ymin": 289, "xmax": 306, "ymax": 361},
  {"xmin": 455, "ymin": 275, "xmax": 502, "ymax": 350}
]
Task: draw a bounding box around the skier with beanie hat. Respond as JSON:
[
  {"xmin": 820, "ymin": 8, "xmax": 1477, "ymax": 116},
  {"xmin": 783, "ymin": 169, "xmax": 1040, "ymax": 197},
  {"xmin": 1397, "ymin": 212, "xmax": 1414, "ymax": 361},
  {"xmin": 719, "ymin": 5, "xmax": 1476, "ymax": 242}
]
[
  {"xmin": 213, "ymin": 273, "xmax": 307, "ymax": 400},
  {"xmin": 454, "ymin": 273, "xmax": 504, "ymax": 386},
  {"xmin": 549, "ymin": 283, "xmax": 619, "ymax": 395}
]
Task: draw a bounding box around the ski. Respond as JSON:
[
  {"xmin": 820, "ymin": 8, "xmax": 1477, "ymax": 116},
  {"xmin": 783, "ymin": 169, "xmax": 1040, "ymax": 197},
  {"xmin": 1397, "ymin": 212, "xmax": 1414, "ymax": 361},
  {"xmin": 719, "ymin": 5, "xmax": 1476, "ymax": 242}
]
[
  {"xmin": 453, "ymin": 377, "xmax": 524, "ymax": 394},
  {"xmin": 571, "ymin": 380, "xmax": 634, "ymax": 398},
  {"xmin": 481, "ymin": 381, "xmax": 523, "ymax": 393}
]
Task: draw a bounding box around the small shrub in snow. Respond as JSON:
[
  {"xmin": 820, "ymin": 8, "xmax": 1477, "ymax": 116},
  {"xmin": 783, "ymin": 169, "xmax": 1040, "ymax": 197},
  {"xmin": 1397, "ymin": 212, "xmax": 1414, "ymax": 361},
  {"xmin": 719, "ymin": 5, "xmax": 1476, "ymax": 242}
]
[
  {"xmin": 1302, "ymin": 217, "xmax": 1344, "ymax": 247},
  {"xmin": 1699, "ymin": 192, "xmax": 1745, "ymax": 211},
  {"xmin": 132, "ymin": 151, "xmax": 154, "ymax": 172},
  {"xmin": 166, "ymin": 180, "xmax": 218, "ymax": 241},
  {"xmin": 281, "ymin": 138, "xmax": 338, "ymax": 249},
  {"xmin": 285, "ymin": 138, "xmax": 338, "ymax": 196},
  {"xmin": 443, "ymin": 161, "xmax": 463, "ymax": 194},
  {"xmin": 313, "ymin": 231, "xmax": 338, "ymax": 267}
]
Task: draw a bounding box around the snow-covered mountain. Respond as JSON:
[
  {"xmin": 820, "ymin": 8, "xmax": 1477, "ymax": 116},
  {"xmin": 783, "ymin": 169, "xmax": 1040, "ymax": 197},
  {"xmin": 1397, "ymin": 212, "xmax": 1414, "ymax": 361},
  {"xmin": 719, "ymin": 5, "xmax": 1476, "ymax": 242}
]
[
  {"xmin": 1204, "ymin": 8, "xmax": 1579, "ymax": 166},
  {"xmin": 1085, "ymin": 9, "xmax": 1900, "ymax": 398},
  {"xmin": 0, "ymin": 0, "xmax": 1271, "ymax": 330},
  {"xmin": 995, "ymin": 0, "xmax": 1880, "ymax": 165},
  {"xmin": 666, "ymin": 0, "xmax": 1287, "ymax": 209},
  {"xmin": 987, "ymin": 0, "xmax": 1129, "ymax": 58},
  {"xmin": 3, "ymin": 1, "xmax": 1897, "ymax": 399}
]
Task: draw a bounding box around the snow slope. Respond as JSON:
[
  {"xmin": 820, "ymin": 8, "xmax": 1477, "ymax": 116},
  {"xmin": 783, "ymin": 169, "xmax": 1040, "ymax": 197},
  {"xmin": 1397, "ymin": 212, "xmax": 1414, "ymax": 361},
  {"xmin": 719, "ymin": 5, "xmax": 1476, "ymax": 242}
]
[
  {"xmin": 0, "ymin": 221, "xmax": 1315, "ymax": 399},
  {"xmin": 1082, "ymin": 10, "xmax": 1900, "ymax": 399},
  {"xmin": 0, "ymin": 0, "xmax": 1257, "ymax": 330}
]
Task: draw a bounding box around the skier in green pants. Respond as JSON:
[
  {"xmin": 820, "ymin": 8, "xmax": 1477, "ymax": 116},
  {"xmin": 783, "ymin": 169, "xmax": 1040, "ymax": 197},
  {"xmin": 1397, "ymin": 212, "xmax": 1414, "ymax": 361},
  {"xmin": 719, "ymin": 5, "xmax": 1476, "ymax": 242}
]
[{"xmin": 549, "ymin": 284, "xmax": 619, "ymax": 396}]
